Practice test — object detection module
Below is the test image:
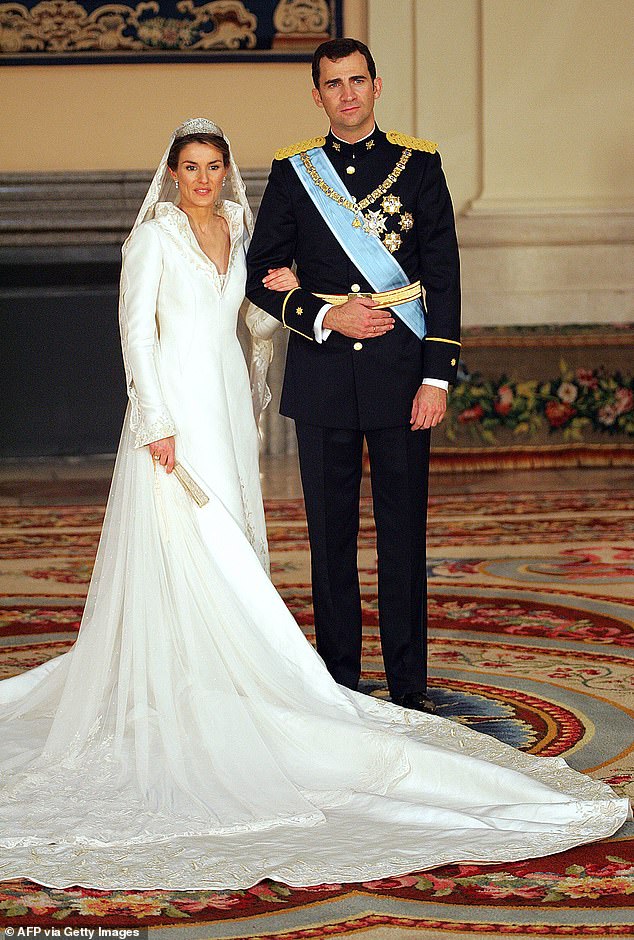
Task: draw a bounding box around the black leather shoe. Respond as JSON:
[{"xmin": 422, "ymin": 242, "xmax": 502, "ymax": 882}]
[{"xmin": 392, "ymin": 692, "xmax": 437, "ymax": 714}]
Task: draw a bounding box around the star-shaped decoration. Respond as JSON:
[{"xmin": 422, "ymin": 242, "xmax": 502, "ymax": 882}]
[
  {"xmin": 399, "ymin": 211, "xmax": 414, "ymax": 231},
  {"xmin": 383, "ymin": 231, "xmax": 402, "ymax": 253},
  {"xmin": 296, "ymin": 307, "xmax": 303, "ymax": 316},
  {"xmin": 366, "ymin": 139, "xmax": 375, "ymax": 150},
  {"xmin": 381, "ymin": 194, "xmax": 402, "ymax": 215},
  {"xmin": 332, "ymin": 140, "xmax": 341, "ymax": 151},
  {"xmin": 363, "ymin": 210, "xmax": 388, "ymax": 238}
]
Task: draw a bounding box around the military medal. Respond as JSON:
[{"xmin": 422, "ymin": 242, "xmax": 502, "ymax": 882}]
[
  {"xmin": 363, "ymin": 210, "xmax": 388, "ymax": 237},
  {"xmin": 382, "ymin": 194, "xmax": 402, "ymax": 215},
  {"xmin": 383, "ymin": 232, "xmax": 402, "ymax": 253}
]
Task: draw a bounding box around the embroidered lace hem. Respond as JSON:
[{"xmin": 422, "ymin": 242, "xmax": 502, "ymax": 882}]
[{"xmin": 0, "ymin": 808, "xmax": 628, "ymax": 891}]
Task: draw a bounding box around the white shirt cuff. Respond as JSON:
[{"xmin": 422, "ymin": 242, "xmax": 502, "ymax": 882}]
[
  {"xmin": 422, "ymin": 378, "xmax": 449, "ymax": 392},
  {"xmin": 313, "ymin": 304, "xmax": 333, "ymax": 343}
]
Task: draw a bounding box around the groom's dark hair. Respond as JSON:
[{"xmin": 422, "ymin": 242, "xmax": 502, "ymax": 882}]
[{"xmin": 312, "ymin": 38, "xmax": 376, "ymax": 88}]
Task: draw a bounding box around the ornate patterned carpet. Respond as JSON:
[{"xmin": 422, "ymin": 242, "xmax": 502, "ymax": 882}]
[{"xmin": 0, "ymin": 489, "xmax": 633, "ymax": 938}]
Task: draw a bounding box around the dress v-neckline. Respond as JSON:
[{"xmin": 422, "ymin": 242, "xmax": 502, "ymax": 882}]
[
  {"xmin": 185, "ymin": 212, "xmax": 231, "ymax": 276},
  {"xmin": 157, "ymin": 202, "xmax": 242, "ymax": 288}
]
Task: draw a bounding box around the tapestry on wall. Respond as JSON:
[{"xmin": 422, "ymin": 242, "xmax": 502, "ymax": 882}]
[{"xmin": 0, "ymin": 0, "xmax": 342, "ymax": 64}]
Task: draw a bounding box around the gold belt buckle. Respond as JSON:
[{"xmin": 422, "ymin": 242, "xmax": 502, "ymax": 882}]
[{"xmin": 348, "ymin": 291, "xmax": 373, "ymax": 301}]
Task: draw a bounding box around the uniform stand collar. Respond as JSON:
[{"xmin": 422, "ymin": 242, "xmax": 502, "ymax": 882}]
[{"xmin": 326, "ymin": 125, "xmax": 383, "ymax": 158}]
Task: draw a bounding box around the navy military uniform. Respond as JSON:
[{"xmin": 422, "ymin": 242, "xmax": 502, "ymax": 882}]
[{"xmin": 246, "ymin": 126, "xmax": 461, "ymax": 698}]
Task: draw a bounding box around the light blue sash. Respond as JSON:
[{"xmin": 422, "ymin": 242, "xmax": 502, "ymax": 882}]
[{"xmin": 289, "ymin": 148, "xmax": 426, "ymax": 340}]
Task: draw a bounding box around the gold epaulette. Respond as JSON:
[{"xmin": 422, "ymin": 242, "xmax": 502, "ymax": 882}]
[
  {"xmin": 274, "ymin": 136, "xmax": 326, "ymax": 160},
  {"xmin": 386, "ymin": 130, "xmax": 437, "ymax": 153}
]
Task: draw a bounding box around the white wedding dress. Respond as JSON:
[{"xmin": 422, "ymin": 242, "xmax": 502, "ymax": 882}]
[{"xmin": 0, "ymin": 153, "xmax": 630, "ymax": 891}]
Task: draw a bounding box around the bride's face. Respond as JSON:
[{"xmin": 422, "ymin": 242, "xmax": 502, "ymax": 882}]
[{"xmin": 170, "ymin": 142, "xmax": 227, "ymax": 211}]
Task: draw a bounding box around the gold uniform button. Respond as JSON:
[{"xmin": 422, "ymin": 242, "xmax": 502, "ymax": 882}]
[
  {"xmin": 451, "ymin": 358, "xmax": 457, "ymax": 366},
  {"xmin": 353, "ymin": 342, "xmax": 363, "ymax": 351},
  {"xmin": 350, "ymin": 283, "xmax": 361, "ymax": 292},
  {"xmin": 346, "ymin": 165, "xmax": 356, "ymax": 175}
]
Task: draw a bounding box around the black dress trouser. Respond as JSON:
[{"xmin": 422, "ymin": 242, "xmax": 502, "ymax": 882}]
[{"xmin": 295, "ymin": 422, "xmax": 431, "ymax": 699}]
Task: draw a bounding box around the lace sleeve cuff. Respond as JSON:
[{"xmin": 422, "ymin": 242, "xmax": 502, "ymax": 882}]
[{"xmin": 134, "ymin": 413, "xmax": 177, "ymax": 449}]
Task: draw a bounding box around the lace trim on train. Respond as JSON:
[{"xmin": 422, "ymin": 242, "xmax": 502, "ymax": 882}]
[
  {"xmin": 0, "ymin": 695, "xmax": 628, "ymax": 889},
  {"xmin": 0, "ymin": 796, "xmax": 626, "ymax": 890}
]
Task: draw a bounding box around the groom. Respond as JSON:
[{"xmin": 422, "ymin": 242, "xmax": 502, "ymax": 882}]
[{"xmin": 246, "ymin": 38, "xmax": 461, "ymax": 713}]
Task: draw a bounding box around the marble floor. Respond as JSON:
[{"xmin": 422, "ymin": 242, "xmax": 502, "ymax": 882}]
[{"xmin": 0, "ymin": 453, "xmax": 632, "ymax": 506}]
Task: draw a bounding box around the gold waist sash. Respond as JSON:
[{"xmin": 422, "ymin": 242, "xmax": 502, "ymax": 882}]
[{"xmin": 315, "ymin": 280, "xmax": 422, "ymax": 309}]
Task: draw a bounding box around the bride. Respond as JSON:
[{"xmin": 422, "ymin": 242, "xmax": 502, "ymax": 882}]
[{"xmin": 0, "ymin": 119, "xmax": 629, "ymax": 892}]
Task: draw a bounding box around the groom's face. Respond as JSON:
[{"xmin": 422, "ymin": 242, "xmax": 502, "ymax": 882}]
[{"xmin": 312, "ymin": 51, "xmax": 382, "ymax": 141}]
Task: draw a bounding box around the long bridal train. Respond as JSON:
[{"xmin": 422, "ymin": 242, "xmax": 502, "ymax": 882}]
[{"xmin": 0, "ymin": 415, "xmax": 629, "ymax": 890}]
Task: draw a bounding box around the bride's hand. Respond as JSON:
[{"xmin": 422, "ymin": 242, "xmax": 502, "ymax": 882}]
[
  {"xmin": 262, "ymin": 267, "xmax": 299, "ymax": 292},
  {"xmin": 149, "ymin": 436, "xmax": 176, "ymax": 473}
]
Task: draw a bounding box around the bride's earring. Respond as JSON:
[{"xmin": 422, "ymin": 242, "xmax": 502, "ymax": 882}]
[{"xmin": 175, "ymin": 180, "xmax": 179, "ymax": 189}]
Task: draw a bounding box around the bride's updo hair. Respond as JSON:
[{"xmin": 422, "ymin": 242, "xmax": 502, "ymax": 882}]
[{"xmin": 167, "ymin": 133, "xmax": 230, "ymax": 171}]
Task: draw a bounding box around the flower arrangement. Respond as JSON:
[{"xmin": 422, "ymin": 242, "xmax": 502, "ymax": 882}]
[{"xmin": 445, "ymin": 363, "xmax": 634, "ymax": 443}]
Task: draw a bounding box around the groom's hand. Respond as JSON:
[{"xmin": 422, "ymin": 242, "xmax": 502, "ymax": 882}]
[
  {"xmin": 410, "ymin": 385, "xmax": 447, "ymax": 430},
  {"xmin": 323, "ymin": 297, "xmax": 395, "ymax": 339}
]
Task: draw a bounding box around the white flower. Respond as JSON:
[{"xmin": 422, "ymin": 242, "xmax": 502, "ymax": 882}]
[
  {"xmin": 557, "ymin": 382, "xmax": 578, "ymax": 404},
  {"xmin": 598, "ymin": 404, "xmax": 617, "ymax": 426}
]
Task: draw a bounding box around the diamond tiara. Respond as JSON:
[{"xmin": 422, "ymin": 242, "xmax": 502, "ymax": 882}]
[{"xmin": 175, "ymin": 118, "xmax": 224, "ymax": 140}]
